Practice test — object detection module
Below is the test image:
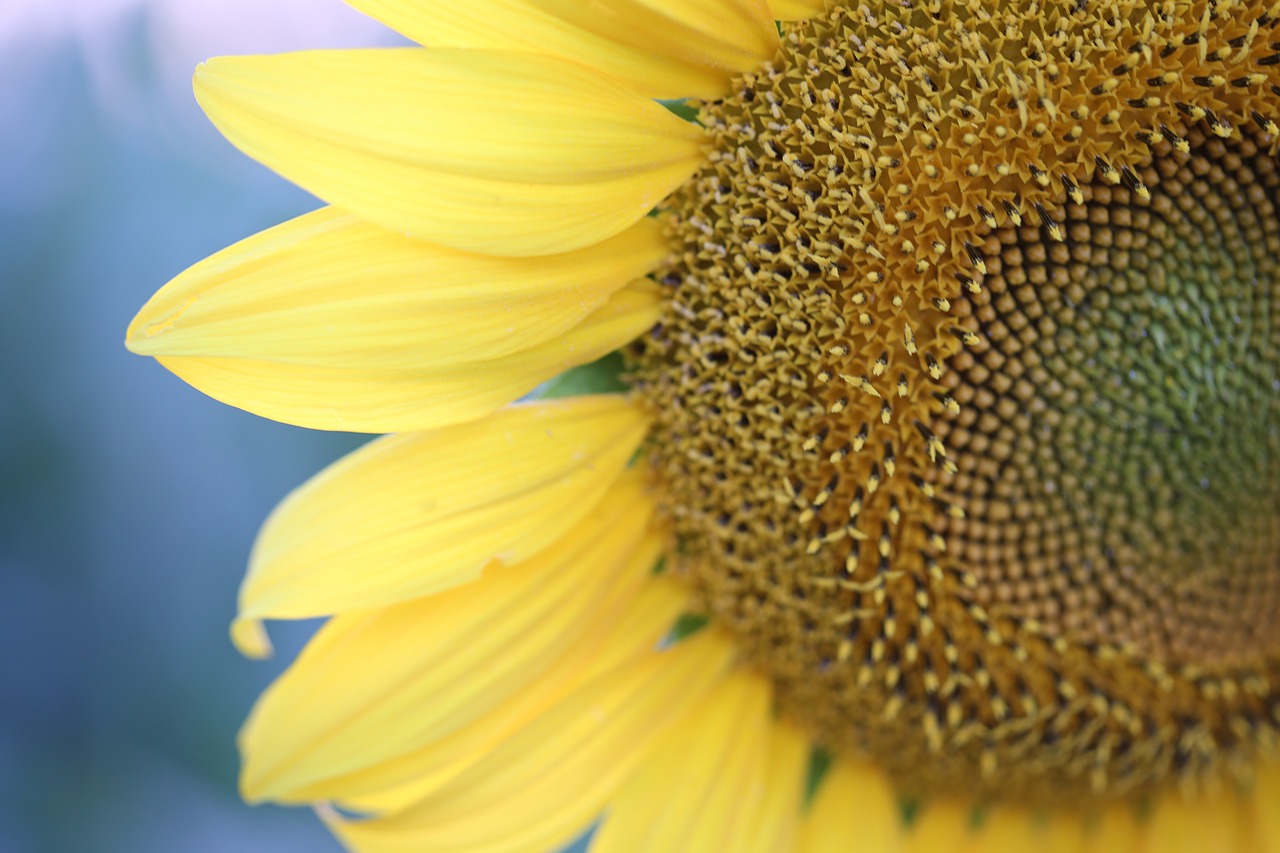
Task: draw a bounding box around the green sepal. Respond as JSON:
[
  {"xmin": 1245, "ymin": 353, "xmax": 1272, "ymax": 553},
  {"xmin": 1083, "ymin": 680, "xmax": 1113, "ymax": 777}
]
[{"xmin": 536, "ymin": 351, "xmax": 629, "ymax": 400}]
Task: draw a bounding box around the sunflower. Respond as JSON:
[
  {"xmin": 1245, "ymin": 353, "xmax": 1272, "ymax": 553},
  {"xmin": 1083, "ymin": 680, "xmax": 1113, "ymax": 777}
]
[{"xmin": 127, "ymin": 0, "xmax": 1280, "ymax": 849}]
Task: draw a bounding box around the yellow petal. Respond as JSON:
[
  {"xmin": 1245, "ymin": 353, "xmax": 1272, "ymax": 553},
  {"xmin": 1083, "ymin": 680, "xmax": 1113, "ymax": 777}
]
[
  {"xmin": 1040, "ymin": 813, "xmax": 1088, "ymax": 853},
  {"xmin": 904, "ymin": 800, "xmax": 975, "ymax": 853},
  {"xmin": 590, "ymin": 669, "xmax": 775, "ymax": 853},
  {"xmin": 345, "ymin": 0, "xmax": 731, "ymax": 99},
  {"xmin": 331, "ymin": 630, "xmax": 736, "ymax": 853},
  {"xmin": 151, "ymin": 279, "xmax": 662, "ymax": 433},
  {"xmin": 557, "ymin": 0, "xmax": 778, "ymax": 74},
  {"xmin": 1143, "ymin": 788, "xmax": 1241, "ymax": 853},
  {"xmin": 127, "ymin": 209, "xmax": 667, "ymax": 370},
  {"xmin": 232, "ymin": 396, "xmax": 648, "ymax": 656},
  {"xmin": 742, "ymin": 722, "xmax": 810, "ymax": 853},
  {"xmin": 974, "ymin": 808, "xmax": 1088, "ymax": 853},
  {"xmin": 973, "ymin": 808, "xmax": 1040, "ymax": 853},
  {"xmin": 240, "ymin": 472, "xmax": 653, "ymax": 803},
  {"xmin": 1256, "ymin": 762, "xmax": 1280, "ymax": 852},
  {"xmin": 768, "ymin": 0, "xmax": 828, "ymax": 20},
  {"xmin": 1088, "ymin": 804, "xmax": 1143, "ymax": 853},
  {"xmin": 799, "ymin": 758, "xmax": 902, "ymax": 853},
  {"xmin": 194, "ymin": 49, "xmax": 705, "ymax": 257},
  {"xmin": 331, "ymin": 560, "xmax": 685, "ymax": 815}
]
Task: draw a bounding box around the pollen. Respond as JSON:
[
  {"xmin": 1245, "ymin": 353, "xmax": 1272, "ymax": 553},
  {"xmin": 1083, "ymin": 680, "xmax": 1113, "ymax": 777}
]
[{"xmin": 632, "ymin": 0, "xmax": 1280, "ymax": 806}]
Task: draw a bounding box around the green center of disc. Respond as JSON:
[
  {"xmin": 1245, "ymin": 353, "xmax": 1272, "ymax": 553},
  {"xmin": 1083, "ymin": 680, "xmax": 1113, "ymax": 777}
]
[{"xmin": 935, "ymin": 128, "xmax": 1280, "ymax": 668}]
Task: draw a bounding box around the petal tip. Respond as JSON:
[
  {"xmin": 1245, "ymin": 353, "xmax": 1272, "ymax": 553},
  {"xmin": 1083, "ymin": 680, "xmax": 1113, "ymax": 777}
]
[
  {"xmin": 232, "ymin": 617, "xmax": 273, "ymax": 659},
  {"xmin": 124, "ymin": 306, "xmax": 153, "ymax": 355},
  {"xmin": 238, "ymin": 763, "xmax": 274, "ymax": 806},
  {"xmin": 125, "ymin": 289, "xmax": 198, "ymax": 356},
  {"xmin": 123, "ymin": 321, "xmax": 157, "ymax": 356}
]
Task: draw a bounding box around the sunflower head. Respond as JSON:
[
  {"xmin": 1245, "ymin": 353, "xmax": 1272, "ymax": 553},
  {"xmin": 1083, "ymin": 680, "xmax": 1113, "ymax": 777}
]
[{"xmin": 126, "ymin": 0, "xmax": 1280, "ymax": 848}]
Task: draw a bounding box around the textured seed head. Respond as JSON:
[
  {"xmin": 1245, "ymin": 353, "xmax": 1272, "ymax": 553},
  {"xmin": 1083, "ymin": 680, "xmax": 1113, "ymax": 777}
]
[{"xmin": 632, "ymin": 0, "xmax": 1280, "ymax": 806}]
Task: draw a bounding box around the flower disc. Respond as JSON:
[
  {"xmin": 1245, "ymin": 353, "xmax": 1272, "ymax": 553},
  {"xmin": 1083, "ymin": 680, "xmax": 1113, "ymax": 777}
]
[{"xmin": 633, "ymin": 0, "xmax": 1280, "ymax": 805}]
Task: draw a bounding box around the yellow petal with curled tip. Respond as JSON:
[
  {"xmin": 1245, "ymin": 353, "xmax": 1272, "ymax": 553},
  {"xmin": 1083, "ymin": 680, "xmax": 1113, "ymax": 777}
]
[
  {"xmin": 590, "ymin": 670, "xmax": 774, "ymax": 853},
  {"xmin": 345, "ymin": 0, "xmax": 730, "ymax": 99},
  {"xmin": 151, "ymin": 280, "xmax": 663, "ymax": 433},
  {"xmin": 127, "ymin": 209, "xmax": 667, "ymax": 370},
  {"xmin": 330, "ymin": 631, "xmax": 736, "ymax": 853},
  {"xmin": 768, "ymin": 0, "xmax": 828, "ymax": 19},
  {"xmin": 329, "ymin": 561, "xmax": 684, "ymax": 815},
  {"xmin": 798, "ymin": 757, "xmax": 902, "ymax": 853},
  {"xmin": 231, "ymin": 396, "xmax": 648, "ymax": 657},
  {"xmin": 194, "ymin": 49, "xmax": 704, "ymax": 257},
  {"xmin": 240, "ymin": 472, "xmax": 653, "ymax": 803}
]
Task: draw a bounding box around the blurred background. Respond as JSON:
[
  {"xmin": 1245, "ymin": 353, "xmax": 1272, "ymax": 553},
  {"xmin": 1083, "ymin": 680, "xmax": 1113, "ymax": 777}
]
[{"xmin": 0, "ymin": 1, "xmax": 404, "ymax": 850}]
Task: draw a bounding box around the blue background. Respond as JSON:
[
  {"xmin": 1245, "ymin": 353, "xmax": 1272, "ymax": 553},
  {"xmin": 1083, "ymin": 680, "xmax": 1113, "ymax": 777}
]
[{"xmin": 0, "ymin": 3, "xmax": 402, "ymax": 850}]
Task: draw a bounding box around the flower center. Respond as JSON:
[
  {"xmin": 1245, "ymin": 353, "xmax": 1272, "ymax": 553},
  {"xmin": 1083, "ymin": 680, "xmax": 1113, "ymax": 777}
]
[
  {"xmin": 632, "ymin": 1, "xmax": 1280, "ymax": 806},
  {"xmin": 938, "ymin": 129, "xmax": 1280, "ymax": 671}
]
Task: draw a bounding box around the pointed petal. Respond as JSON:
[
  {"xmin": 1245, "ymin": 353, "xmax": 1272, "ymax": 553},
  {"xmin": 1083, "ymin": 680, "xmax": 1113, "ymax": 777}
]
[
  {"xmin": 345, "ymin": 0, "xmax": 733, "ymax": 99},
  {"xmin": 151, "ymin": 280, "xmax": 663, "ymax": 433},
  {"xmin": 330, "ymin": 564, "xmax": 686, "ymax": 815},
  {"xmin": 799, "ymin": 758, "xmax": 902, "ymax": 853},
  {"xmin": 590, "ymin": 670, "xmax": 775, "ymax": 853},
  {"xmin": 194, "ymin": 49, "xmax": 704, "ymax": 257},
  {"xmin": 331, "ymin": 630, "xmax": 737, "ymax": 853},
  {"xmin": 232, "ymin": 396, "xmax": 648, "ymax": 655},
  {"xmin": 240, "ymin": 472, "xmax": 653, "ymax": 802},
  {"xmin": 128, "ymin": 209, "xmax": 667, "ymax": 370}
]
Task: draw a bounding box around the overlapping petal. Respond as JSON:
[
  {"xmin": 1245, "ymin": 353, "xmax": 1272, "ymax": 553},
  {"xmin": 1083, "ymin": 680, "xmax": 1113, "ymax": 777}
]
[
  {"xmin": 330, "ymin": 630, "xmax": 737, "ymax": 853},
  {"xmin": 574, "ymin": 0, "xmax": 778, "ymax": 71},
  {"xmin": 591, "ymin": 670, "xmax": 787, "ymax": 853},
  {"xmin": 126, "ymin": 209, "xmax": 665, "ymax": 432},
  {"xmin": 194, "ymin": 48, "xmax": 705, "ymax": 257},
  {"xmin": 328, "ymin": 560, "xmax": 684, "ymax": 815},
  {"xmin": 240, "ymin": 471, "xmax": 655, "ymax": 803},
  {"xmin": 346, "ymin": 0, "xmax": 770, "ymax": 99},
  {"xmin": 231, "ymin": 396, "xmax": 649, "ymax": 656},
  {"xmin": 127, "ymin": 209, "xmax": 667, "ymax": 369}
]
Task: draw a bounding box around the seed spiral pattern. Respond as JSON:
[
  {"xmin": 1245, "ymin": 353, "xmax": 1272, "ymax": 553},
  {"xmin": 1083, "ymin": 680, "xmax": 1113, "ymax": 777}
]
[
  {"xmin": 632, "ymin": 0, "xmax": 1280, "ymax": 804},
  {"xmin": 938, "ymin": 128, "xmax": 1280, "ymax": 671}
]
